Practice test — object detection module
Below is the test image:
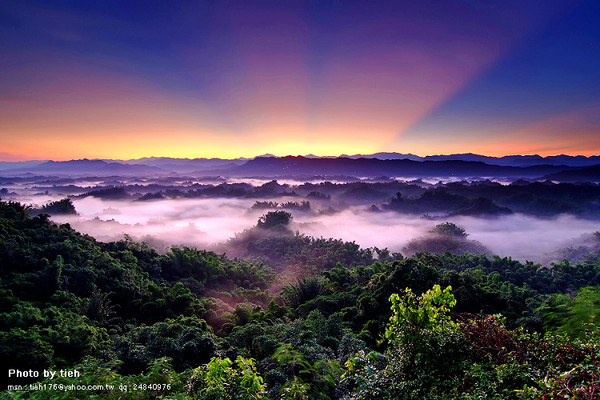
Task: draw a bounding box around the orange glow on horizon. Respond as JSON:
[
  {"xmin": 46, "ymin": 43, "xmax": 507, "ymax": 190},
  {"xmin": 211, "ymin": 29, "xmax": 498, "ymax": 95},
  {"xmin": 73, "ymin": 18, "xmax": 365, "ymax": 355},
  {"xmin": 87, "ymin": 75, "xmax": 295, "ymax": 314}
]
[
  {"xmin": 3, "ymin": 129, "xmax": 599, "ymax": 162},
  {"xmin": 1, "ymin": 57, "xmax": 599, "ymax": 161}
]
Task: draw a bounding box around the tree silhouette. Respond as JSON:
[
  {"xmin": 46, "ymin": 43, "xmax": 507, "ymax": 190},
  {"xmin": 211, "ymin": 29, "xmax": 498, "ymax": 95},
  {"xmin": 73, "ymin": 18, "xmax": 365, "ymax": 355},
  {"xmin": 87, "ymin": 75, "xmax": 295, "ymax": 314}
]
[{"xmin": 257, "ymin": 211, "xmax": 292, "ymax": 230}]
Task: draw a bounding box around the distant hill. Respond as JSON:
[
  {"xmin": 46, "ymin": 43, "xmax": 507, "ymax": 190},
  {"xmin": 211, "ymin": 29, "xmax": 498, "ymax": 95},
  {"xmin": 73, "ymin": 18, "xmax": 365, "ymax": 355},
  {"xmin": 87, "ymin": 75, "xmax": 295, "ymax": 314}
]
[
  {"xmin": 114, "ymin": 157, "xmax": 245, "ymax": 174},
  {"xmin": 342, "ymin": 152, "xmax": 423, "ymax": 161},
  {"xmin": 543, "ymin": 165, "xmax": 600, "ymax": 182},
  {"xmin": 0, "ymin": 160, "xmax": 48, "ymax": 170},
  {"xmin": 227, "ymin": 156, "xmax": 571, "ymax": 178},
  {"xmin": 0, "ymin": 159, "xmax": 162, "ymax": 177},
  {"xmin": 424, "ymin": 153, "xmax": 600, "ymax": 167},
  {"xmin": 1, "ymin": 154, "xmax": 599, "ymax": 179},
  {"xmin": 343, "ymin": 152, "xmax": 600, "ymax": 167}
]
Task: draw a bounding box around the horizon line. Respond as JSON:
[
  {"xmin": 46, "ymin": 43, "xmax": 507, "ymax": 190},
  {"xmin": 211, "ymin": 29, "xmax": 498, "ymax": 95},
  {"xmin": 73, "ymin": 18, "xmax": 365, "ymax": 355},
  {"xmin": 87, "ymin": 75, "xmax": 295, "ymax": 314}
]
[{"xmin": 2, "ymin": 152, "xmax": 600, "ymax": 163}]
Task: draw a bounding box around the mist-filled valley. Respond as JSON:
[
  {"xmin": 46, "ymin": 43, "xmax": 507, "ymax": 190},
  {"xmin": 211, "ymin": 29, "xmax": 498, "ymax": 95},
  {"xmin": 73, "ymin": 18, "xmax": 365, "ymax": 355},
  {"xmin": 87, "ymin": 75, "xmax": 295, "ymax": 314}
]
[
  {"xmin": 4, "ymin": 172, "xmax": 600, "ymax": 265},
  {"xmin": 36, "ymin": 196, "xmax": 600, "ymax": 265}
]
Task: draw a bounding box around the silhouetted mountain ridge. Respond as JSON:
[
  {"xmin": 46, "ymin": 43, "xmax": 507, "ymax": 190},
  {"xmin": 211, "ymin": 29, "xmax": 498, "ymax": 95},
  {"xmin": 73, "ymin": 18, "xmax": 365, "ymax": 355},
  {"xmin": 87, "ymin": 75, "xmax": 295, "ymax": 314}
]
[
  {"xmin": 230, "ymin": 156, "xmax": 573, "ymax": 179},
  {"xmin": 343, "ymin": 152, "xmax": 600, "ymax": 167},
  {"xmin": 1, "ymin": 153, "xmax": 599, "ymax": 179},
  {"xmin": 1, "ymin": 159, "xmax": 162, "ymax": 176},
  {"xmin": 544, "ymin": 165, "xmax": 600, "ymax": 182}
]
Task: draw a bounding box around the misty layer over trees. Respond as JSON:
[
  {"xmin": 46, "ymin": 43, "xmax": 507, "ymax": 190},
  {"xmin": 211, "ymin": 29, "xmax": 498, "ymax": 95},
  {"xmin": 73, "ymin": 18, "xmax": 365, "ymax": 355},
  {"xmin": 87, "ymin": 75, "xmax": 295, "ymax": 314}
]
[
  {"xmin": 3, "ymin": 174, "xmax": 600, "ymax": 264},
  {"xmin": 1, "ymin": 162, "xmax": 600, "ymax": 398}
]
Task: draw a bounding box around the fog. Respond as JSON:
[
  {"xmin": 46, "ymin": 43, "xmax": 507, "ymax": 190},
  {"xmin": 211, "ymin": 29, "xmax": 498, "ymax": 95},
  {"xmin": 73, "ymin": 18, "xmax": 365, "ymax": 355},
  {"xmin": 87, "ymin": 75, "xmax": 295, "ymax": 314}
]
[
  {"xmin": 34, "ymin": 195, "xmax": 599, "ymax": 264},
  {"xmin": 446, "ymin": 214, "xmax": 599, "ymax": 262},
  {"xmin": 52, "ymin": 197, "xmax": 259, "ymax": 250}
]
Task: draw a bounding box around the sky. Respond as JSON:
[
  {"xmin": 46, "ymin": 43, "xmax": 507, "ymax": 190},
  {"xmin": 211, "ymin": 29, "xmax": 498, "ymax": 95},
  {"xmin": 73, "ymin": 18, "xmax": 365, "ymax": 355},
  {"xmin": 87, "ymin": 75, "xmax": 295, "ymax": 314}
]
[{"xmin": 1, "ymin": 0, "xmax": 599, "ymax": 161}]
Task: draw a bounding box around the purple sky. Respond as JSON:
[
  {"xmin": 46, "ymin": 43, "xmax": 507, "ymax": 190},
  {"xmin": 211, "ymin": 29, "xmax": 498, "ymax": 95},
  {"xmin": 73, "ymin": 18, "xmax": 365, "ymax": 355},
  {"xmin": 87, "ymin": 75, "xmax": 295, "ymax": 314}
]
[{"xmin": 1, "ymin": 0, "xmax": 599, "ymax": 160}]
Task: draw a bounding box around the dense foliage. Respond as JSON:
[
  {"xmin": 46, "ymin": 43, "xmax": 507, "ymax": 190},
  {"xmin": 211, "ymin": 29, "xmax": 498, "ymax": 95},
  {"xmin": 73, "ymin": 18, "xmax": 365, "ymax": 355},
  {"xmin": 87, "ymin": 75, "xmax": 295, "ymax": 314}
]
[
  {"xmin": 1, "ymin": 200, "xmax": 599, "ymax": 399},
  {"xmin": 35, "ymin": 199, "xmax": 77, "ymax": 216}
]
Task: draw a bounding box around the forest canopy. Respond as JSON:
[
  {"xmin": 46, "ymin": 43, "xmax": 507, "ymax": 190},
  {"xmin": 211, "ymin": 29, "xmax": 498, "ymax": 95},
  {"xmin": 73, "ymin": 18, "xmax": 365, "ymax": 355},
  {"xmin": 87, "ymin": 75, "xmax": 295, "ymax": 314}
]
[{"xmin": 1, "ymin": 199, "xmax": 599, "ymax": 399}]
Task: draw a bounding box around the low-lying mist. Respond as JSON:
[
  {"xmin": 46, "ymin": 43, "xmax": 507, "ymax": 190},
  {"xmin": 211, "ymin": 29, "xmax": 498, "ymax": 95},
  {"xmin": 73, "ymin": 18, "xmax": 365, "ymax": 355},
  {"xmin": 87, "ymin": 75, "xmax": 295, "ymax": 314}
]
[{"xmin": 39, "ymin": 195, "xmax": 600, "ymax": 265}]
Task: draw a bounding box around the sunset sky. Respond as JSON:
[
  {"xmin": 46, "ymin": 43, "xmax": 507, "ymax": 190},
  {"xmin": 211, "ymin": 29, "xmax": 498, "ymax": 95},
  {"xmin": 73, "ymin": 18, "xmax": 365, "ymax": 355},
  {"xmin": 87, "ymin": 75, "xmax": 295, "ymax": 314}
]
[{"xmin": 1, "ymin": 0, "xmax": 599, "ymax": 161}]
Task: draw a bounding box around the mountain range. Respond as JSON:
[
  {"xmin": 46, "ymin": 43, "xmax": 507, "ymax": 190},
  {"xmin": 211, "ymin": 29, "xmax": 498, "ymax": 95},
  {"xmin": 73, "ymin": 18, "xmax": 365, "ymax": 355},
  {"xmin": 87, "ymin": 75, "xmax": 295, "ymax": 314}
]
[
  {"xmin": 341, "ymin": 152, "xmax": 600, "ymax": 167},
  {"xmin": 0, "ymin": 153, "xmax": 599, "ymax": 181}
]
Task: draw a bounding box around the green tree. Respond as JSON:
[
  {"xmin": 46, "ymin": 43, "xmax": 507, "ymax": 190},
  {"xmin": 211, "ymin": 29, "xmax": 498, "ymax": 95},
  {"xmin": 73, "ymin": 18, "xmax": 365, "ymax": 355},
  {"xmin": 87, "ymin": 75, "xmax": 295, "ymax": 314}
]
[
  {"xmin": 39, "ymin": 198, "xmax": 77, "ymax": 215},
  {"xmin": 257, "ymin": 211, "xmax": 292, "ymax": 230},
  {"xmin": 542, "ymin": 286, "xmax": 600, "ymax": 338},
  {"xmin": 187, "ymin": 356, "xmax": 267, "ymax": 400},
  {"xmin": 344, "ymin": 285, "xmax": 466, "ymax": 399},
  {"xmin": 430, "ymin": 222, "xmax": 467, "ymax": 238}
]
